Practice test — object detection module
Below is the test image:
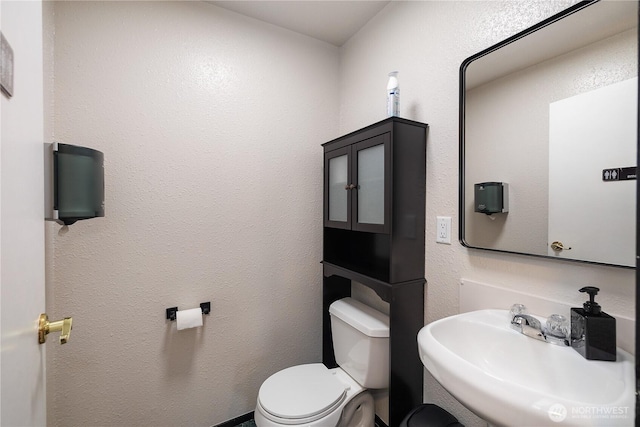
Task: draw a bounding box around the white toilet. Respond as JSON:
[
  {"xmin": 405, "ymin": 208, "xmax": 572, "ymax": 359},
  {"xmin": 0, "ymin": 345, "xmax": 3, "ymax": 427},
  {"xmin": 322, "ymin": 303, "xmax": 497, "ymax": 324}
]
[{"xmin": 255, "ymin": 297, "xmax": 390, "ymax": 427}]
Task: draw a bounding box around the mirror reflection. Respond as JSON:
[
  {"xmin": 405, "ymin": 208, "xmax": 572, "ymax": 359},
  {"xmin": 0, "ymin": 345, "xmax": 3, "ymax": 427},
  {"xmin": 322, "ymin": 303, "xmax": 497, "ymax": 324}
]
[{"xmin": 460, "ymin": 0, "xmax": 637, "ymax": 268}]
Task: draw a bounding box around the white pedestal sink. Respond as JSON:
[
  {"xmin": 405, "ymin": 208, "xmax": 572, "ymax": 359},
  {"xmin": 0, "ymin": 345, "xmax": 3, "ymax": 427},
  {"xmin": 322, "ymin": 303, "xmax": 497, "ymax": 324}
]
[{"xmin": 418, "ymin": 309, "xmax": 634, "ymax": 426}]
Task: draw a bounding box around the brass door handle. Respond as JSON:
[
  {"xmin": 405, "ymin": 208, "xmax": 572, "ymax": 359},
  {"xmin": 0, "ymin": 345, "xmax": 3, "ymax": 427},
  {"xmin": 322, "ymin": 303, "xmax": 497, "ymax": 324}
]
[
  {"xmin": 38, "ymin": 313, "xmax": 73, "ymax": 344},
  {"xmin": 550, "ymin": 241, "xmax": 571, "ymax": 252}
]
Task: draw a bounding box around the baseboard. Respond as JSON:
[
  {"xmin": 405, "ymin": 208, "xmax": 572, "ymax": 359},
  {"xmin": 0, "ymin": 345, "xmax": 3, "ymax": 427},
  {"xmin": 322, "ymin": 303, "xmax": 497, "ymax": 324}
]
[
  {"xmin": 213, "ymin": 412, "xmax": 254, "ymax": 427},
  {"xmin": 375, "ymin": 415, "xmax": 389, "ymax": 427}
]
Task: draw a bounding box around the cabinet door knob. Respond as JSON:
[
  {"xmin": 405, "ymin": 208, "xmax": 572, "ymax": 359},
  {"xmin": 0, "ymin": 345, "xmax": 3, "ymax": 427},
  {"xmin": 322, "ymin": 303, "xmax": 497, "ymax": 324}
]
[{"xmin": 344, "ymin": 184, "xmax": 356, "ymax": 190}]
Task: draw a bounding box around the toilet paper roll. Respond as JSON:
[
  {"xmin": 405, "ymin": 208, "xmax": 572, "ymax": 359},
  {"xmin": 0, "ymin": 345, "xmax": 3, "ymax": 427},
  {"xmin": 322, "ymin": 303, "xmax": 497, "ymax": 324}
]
[{"xmin": 176, "ymin": 308, "xmax": 203, "ymax": 330}]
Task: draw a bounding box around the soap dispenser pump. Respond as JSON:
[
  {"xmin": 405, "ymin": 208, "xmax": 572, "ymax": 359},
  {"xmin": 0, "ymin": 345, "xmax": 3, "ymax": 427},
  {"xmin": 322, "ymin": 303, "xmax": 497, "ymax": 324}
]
[{"xmin": 570, "ymin": 286, "xmax": 616, "ymax": 361}]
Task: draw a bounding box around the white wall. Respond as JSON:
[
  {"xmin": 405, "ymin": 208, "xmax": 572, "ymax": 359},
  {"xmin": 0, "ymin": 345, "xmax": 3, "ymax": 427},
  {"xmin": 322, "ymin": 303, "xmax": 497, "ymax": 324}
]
[
  {"xmin": 46, "ymin": 2, "xmax": 338, "ymax": 426},
  {"xmin": 339, "ymin": 2, "xmax": 635, "ymax": 426}
]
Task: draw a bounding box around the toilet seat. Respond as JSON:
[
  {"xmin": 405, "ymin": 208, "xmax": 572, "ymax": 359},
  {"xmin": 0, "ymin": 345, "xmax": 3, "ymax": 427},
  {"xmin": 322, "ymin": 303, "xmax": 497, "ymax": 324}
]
[{"xmin": 257, "ymin": 364, "xmax": 348, "ymax": 423}]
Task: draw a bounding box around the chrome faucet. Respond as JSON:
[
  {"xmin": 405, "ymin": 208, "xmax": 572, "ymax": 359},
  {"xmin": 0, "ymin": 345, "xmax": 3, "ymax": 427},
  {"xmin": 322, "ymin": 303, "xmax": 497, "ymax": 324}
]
[
  {"xmin": 510, "ymin": 314, "xmax": 546, "ymax": 342},
  {"xmin": 509, "ymin": 310, "xmax": 569, "ymax": 346}
]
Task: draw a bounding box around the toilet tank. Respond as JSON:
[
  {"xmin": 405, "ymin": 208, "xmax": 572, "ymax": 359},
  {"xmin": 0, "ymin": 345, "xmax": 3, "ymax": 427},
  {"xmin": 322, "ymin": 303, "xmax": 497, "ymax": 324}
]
[{"xmin": 329, "ymin": 298, "xmax": 390, "ymax": 389}]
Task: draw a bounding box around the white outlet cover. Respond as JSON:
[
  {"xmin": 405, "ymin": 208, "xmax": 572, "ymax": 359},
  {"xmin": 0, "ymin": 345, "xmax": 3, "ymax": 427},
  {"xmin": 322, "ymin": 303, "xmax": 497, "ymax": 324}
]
[{"xmin": 436, "ymin": 216, "xmax": 452, "ymax": 244}]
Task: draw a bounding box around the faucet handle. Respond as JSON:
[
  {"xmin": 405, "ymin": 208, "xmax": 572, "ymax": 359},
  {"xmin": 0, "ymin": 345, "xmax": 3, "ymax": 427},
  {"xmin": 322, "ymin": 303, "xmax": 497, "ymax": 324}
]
[
  {"xmin": 509, "ymin": 304, "xmax": 527, "ymax": 320},
  {"xmin": 545, "ymin": 314, "xmax": 569, "ymax": 345},
  {"xmin": 545, "ymin": 314, "xmax": 569, "ymax": 338}
]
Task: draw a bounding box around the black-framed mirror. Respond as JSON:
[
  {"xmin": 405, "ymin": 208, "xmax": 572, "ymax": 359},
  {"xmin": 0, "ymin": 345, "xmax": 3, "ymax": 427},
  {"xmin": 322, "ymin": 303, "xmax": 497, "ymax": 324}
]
[{"xmin": 459, "ymin": 0, "xmax": 638, "ymax": 268}]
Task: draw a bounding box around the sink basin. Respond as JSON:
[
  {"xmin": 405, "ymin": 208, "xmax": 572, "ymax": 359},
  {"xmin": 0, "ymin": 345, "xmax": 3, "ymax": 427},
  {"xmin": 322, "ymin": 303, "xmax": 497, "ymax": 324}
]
[{"xmin": 418, "ymin": 309, "xmax": 634, "ymax": 426}]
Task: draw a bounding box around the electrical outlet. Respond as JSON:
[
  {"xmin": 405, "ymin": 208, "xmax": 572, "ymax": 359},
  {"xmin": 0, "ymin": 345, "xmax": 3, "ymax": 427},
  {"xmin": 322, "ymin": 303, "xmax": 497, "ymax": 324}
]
[{"xmin": 436, "ymin": 216, "xmax": 451, "ymax": 244}]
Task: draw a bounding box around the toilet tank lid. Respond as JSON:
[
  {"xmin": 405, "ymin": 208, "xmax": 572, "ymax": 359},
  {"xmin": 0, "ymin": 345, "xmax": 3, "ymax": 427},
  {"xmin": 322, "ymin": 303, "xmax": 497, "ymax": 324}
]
[{"xmin": 329, "ymin": 298, "xmax": 389, "ymax": 338}]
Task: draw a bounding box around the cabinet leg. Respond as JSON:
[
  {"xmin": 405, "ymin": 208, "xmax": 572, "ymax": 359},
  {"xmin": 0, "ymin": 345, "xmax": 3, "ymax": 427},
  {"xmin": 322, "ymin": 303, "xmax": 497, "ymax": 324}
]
[{"xmin": 389, "ymin": 281, "xmax": 424, "ymax": 426}]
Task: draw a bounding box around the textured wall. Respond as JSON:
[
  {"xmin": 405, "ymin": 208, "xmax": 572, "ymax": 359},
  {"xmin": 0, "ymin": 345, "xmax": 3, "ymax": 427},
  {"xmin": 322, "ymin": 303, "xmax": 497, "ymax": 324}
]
[
  {"xmin": 338, "ymin": 2, "xmax": 635, "ymax": 426},
  {"xmin": 46, "ymin": 2, "xmax": 338, "ymax": 426}
]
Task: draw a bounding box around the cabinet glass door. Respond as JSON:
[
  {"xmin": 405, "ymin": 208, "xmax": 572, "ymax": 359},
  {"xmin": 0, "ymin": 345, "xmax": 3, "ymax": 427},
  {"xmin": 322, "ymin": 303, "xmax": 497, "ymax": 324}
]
[
  {"xmin": 353, "ymin": 134, "xmax": 390, "ymax": 233},
  {"xmin": 325, "ymin": 147, "xmax": 351, "ymax": 228},
  {"xmin": 357, "ymin": 144, "xmax": 384, "ymax": 224}
]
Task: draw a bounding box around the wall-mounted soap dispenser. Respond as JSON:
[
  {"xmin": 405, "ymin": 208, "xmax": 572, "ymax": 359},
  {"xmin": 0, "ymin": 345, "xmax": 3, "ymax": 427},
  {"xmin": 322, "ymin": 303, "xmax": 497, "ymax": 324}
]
[
  {"xmin": 44, "ymin": 142, "xmax": 104, "ymax": 226},
  {"xmin": 570, "ymin": 286, "xmax": 616, "ymax": 361},
  {"xmin": 474, "ymin": 182, "xmax": 508, "ymax": 215}
]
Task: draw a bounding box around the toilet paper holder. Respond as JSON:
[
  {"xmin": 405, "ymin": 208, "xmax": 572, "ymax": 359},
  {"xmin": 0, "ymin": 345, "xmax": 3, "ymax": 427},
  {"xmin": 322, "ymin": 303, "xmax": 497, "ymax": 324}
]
[{"xmin": 166, "ymin": 302, "xmax": 210, "ymax": 321}]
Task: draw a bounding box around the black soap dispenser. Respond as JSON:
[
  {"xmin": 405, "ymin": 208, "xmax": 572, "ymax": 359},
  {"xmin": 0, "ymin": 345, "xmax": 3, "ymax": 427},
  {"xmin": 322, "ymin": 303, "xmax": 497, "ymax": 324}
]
[{"xmin": 570, "ymin": 286, "xmax": 616, "ymax": 361}]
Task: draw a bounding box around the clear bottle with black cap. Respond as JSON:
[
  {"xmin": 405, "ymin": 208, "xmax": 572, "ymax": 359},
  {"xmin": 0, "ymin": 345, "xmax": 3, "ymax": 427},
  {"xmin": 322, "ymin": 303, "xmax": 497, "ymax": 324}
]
[{"xmin": 570, "ymin": 286, "xmax": 616, "ymax": 361}]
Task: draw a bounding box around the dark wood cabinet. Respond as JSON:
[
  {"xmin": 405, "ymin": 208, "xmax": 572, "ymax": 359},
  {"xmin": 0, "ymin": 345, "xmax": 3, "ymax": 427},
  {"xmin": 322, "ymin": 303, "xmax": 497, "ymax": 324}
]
[{"xmin": 322, "ymin": 117, "xmax": 428, "ymax": 427}]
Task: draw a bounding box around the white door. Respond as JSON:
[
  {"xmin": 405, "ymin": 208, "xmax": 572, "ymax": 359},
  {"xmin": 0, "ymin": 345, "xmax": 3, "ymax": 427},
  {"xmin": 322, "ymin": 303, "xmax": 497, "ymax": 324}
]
[
  {"xmin": 548, "ymin": 78, "xmax": 637, "ymax": 266},
  {"xmin": 1, "ymin": 1, "xmax": 47, "ymax": 425}
]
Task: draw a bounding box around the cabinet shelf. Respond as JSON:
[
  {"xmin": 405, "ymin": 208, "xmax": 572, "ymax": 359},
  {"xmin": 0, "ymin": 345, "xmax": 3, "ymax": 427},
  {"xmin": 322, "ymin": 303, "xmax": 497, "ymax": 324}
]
[
  {"xmin": 322, "ymin": 261, "xmax": 393, "ymax": 301},
  {"xmin": 323, "ymin": 228, "xmax": 391, "ymax": 283}
]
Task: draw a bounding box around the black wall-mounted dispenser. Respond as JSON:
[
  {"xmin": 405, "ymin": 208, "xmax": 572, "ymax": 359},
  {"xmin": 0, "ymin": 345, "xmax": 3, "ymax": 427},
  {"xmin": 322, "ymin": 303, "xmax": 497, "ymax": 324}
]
[
  {"xmin": 44, "ymin": 142, "xmax": 104, "ymax": 225},
  {"xmin": 474, "ymin": 182, "xmax": 508, "ymax": 215}
]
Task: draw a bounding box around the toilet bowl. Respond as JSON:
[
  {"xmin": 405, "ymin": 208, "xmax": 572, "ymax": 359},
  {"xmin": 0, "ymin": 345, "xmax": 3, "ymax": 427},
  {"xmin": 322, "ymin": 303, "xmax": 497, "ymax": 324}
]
[
  {"xmin": 255, "ymin": 298, "xmax": 389, "ymax": 427},
  {"xmin": 254, "ymin": 364, "xmax": 374, "ymax": 427}
]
